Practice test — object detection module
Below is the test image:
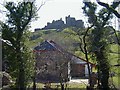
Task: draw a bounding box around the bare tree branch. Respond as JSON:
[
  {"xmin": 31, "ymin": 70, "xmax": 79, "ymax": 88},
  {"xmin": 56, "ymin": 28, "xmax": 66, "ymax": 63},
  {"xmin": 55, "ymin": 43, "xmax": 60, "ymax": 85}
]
[
  {"xmin": 112, "ymin": 28, "xmax": 120, "ymax": 45},
  {"xmin": 78, "ymin": 35, "xmax": 85, "ymax": 54},
  {"xmin": 36, "ymin": 1, "xmax": 46, "ymax": 12},
  {"xmin": 36, "ymin": 0, "xmax": 52, "ymax": 12},
  {"xmin": 82, "ymin": 24, "xmax": 94, "ymax": 87}
]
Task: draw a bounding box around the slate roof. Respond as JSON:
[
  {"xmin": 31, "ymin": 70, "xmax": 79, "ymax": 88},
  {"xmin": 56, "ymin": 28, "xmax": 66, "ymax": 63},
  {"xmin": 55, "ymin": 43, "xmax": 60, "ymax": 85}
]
[
  {"xmin": 34, "ymin": 40, "xmax": 67, "ymax": 53},
  {"xmin": 34, "ymin": 40, "xmax": 56, "ymax": 51}
]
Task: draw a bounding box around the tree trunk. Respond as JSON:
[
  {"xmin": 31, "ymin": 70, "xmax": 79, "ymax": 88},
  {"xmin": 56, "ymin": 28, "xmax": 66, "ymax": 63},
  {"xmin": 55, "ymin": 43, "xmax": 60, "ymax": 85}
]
[
  {"xmin": 16, "ymin": 43, "xmax": 26, "ymax": 90},
  {"xmin": 18, "ymin": 60, "xmax": 25, "ymax": 90},
  {"xmin": 83, "ymin": 25, "xmax": 94, "ymax": 88},
  {"xmin": 33, "ymin": 77, "xmax": 36, "ymax": 90},
  {"xmin": 97, "ymin": 66, "xmax": 101, "ymax": 88},
  {"xmin": 60, "ymin": 83, "xmax": 64, "ymax": 90},
  {"xmin": 95, "ymin": 49, "xmax": 110, "ymax": 90},
  {"xmin": 33, "ymin": 69, "xmax": 36, "ymax": 90}
]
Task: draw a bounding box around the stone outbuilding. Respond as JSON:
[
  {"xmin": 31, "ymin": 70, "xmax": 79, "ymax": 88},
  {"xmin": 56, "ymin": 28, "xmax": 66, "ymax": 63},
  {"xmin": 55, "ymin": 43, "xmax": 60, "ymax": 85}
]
[{"xmin": 33, "ymin": 40, "xmax": 95, "ymax": 82}]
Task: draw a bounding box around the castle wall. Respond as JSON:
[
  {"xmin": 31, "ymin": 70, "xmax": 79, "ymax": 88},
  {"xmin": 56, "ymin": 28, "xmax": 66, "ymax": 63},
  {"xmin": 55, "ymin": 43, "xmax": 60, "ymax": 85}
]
[{"xmin": 42, "ymin": 15, "xmax": 84, "ymax": 30}]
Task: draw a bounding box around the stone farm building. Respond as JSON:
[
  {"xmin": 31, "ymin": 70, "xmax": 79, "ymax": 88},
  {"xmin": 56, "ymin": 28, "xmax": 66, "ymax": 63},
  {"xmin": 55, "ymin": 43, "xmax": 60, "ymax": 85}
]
[{"xmin": 33, "ymin": 40, "xmax": 95, "ymax": 83}]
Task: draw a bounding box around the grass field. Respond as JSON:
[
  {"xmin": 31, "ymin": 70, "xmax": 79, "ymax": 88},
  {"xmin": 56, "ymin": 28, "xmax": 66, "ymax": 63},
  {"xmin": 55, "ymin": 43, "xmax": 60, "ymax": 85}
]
[{"xmin": 28, "ymin": 82, "xmax": 87, "ymax": 89}]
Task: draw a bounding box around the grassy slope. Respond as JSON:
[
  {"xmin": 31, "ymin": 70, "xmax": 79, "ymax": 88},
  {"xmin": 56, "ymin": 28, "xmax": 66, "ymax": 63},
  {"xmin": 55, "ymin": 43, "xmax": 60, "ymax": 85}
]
[
  {"xmin": 27, "ymin": 28, "xmax": 119, "ymax": 87},
  {"xmin": 108, "ymin": 44, "xmax": 119, "ymax": 88},
  {"xmin": 27, "ymin": 28, "xmax": 80, "ymax": 53},
  {"xmin": 27, "ymin": 28, "xmax": 119, "ymax": 63},
  {"xmin": 28, "ymin": 82, "xmax": 86, "ymax": 89}
]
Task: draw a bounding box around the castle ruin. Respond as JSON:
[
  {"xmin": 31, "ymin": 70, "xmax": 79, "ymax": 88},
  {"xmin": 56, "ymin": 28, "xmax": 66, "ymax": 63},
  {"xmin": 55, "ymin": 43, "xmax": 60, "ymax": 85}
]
[{"xmin": 35, "ymin": 15, "xmax": 84, "ymax": 31}]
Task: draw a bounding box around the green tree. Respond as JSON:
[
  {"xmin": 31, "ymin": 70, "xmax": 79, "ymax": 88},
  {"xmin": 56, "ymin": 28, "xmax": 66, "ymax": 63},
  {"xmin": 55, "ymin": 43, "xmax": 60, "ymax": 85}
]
[
  {"xmin": 1, "ymin": 1, "xmax": 37, "ymax": 89},
  {"xmin": 96, "ymin": 0, "xmax": 120, "ymax": 45},
  {"xmin": 83, "ymin": 1, "xmax": 113, "ymax": 89}
]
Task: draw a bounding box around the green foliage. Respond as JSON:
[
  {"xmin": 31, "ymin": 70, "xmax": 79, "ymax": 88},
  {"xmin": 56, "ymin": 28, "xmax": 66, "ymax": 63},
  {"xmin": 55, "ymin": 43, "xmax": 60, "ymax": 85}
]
[
  {"xmin": 82, "ymin": 2, "xmax": 97, "ymax": 24},
  {"xmin": 82, "ymin": 1, "xmax": 115, "ymax": 89},
  {"xmin": 5, "ymin": 2, "xmax": 37, "ymax": 28},
  {"xmin": 21, "ymin": 45, "xmax": 35, "ymax": 85},
  {"xmin": 1, "ymin": 1, "xmax": 37, "ymax": 89},
  {"xmin": 62, "ymin": 28, "xmax": 77, "ymax": 35},
  {"xmin": 21, "ymin": 31, "xmax": 35, "ymax": 85}
]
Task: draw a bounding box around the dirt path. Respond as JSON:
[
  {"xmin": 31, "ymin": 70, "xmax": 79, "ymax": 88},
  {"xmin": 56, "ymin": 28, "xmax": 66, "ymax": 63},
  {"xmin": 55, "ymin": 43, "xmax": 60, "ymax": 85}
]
[{"xmin": 68, "ymin": 79, "xmax": 89, "ymax": 85}]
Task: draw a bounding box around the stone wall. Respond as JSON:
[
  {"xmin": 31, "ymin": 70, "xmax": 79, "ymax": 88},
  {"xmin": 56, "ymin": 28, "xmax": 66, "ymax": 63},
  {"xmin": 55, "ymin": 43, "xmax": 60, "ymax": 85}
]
[{"xmin": 35, "ymin": 50, "xmax": 69, "ymax": 82}]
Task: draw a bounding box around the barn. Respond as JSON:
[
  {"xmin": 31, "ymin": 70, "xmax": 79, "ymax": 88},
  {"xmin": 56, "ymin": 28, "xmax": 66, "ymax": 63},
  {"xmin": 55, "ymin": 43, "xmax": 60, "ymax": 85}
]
[{"xmin": 33, "ymin": 40, "xmax": 95, "ymax": 82}]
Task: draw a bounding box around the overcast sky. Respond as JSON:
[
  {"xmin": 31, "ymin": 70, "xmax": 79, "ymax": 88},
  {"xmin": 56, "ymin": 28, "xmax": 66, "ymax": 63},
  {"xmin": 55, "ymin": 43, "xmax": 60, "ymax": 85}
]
[
  {"xmin": 0, "ymin": 0, "xmax": 115, "ymax": 31},
  {"xmin": 32, "ymin": 0, "xmax": 84, "ymax": 30},
  {"xmin": 31, "ymin": 0, "xmax": 114, "ymax": 31}
]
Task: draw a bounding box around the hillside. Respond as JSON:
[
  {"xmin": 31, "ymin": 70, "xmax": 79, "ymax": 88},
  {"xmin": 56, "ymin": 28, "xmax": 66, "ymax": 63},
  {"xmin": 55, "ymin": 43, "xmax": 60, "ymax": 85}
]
[
  {"xmin": 27, "ymin": 28, "xmax": 119, "ymax": 65},
  {"xmin": 26, "ymin": 27, "xmax": 120, "ymax": 87},
  {"xmin": 27, "ymin": 28, "xmax": 84, "ymax": 57}
]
